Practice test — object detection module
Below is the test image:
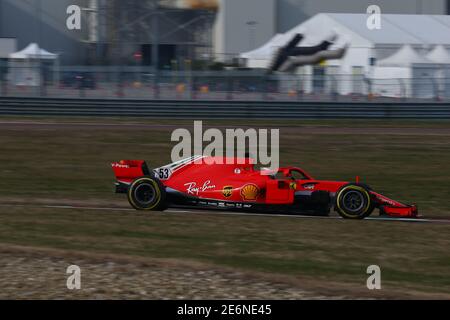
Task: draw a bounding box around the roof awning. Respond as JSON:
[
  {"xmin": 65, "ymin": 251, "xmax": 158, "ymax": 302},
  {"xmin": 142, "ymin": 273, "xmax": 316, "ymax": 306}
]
[{"xmin": 9, "ymin": 43, "xmax": 58, "ymax": 60}]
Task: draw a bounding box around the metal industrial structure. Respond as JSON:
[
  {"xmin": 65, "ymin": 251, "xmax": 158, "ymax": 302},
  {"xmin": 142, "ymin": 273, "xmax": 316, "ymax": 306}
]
[
  {"xmin": 82, "ymin": 0, "xmax": 217, "ymax": 68},
  {"xmin": 1, "ymin": 0, "xmax": 449, "ymax": 65},
  {"xmin": 0, "ymin": 0, "xmax": 216, "ymax": 67}
]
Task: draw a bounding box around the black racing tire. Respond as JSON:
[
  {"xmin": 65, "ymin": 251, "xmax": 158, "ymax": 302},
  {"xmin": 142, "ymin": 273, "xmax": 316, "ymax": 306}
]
[
  {"xmin": 335, "ymin": 184, "xmax": 375, "ymax": 219},
  {"xmin": 127, "ymin": 176, "xmax": 167, "ymax": 211}
]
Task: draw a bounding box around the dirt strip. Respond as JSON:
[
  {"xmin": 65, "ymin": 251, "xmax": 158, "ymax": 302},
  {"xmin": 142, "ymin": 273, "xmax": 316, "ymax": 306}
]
[
  {"xmin": 0, "ymin": 244, "xmax": 344, "ymax": 300},
  {"xmin": 1, "ymin": 244, "xmax": 447, "ymax": 300}
]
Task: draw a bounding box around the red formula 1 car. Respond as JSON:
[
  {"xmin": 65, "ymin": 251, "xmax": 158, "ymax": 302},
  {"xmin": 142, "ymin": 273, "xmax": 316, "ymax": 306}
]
[{"xmin": 111, "ymin": 156, "xmax": 418, "ymax": 219}]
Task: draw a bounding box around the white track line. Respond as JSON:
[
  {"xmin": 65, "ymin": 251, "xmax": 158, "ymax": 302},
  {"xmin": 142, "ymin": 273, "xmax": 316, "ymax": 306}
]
[
  {"xmin": 46, "ymin": 205, "xmax": 192, "ymax": 213},
  {"xmin": 44, "ymin": 205, "xmax": 134, "ymax": 211}
]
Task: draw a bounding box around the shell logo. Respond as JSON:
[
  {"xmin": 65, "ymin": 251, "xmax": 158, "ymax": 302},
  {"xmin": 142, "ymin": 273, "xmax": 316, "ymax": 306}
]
[{"xmin": 240, "ymin": 184, "xmax": 260, "ymax": 201}]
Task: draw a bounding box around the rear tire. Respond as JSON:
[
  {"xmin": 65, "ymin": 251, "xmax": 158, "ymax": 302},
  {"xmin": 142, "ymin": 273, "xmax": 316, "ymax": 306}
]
[
  {"xmin": 335, "ymin": 184, "xmax": 374, "ymax": 219},
  {"xmin": 127, "ymin": 176, "xmax": 167, "ymax": 211}
]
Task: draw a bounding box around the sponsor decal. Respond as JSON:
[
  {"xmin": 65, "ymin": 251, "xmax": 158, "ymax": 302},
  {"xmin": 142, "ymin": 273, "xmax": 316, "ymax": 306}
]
[
  {"xmin": 240, "ymin": 184, "xmax": 260, "ymax": 201},
  {"xmin": 155, "ymin": 155, "xmax": 204, "ymax": 178},
  {"xmin": 184, "ymin": 180, "xmax": 216, "ymax": 195},
  {"xmin": 222, "ymin": 186, "xmax": 233, "ymax": 198},
  {"xmin": 112, "ymin": 163, "xmax": 129, "ymax": 169},
  {"xmin": 303, "ymin": 183, "xmax": 315, "ymax": 190},
  {"xmin": 156, "ymin": 167, "xmax": 172, "ymax": 180},
  {"xmin": 376, "ymin": 194, "xmax": 397, "ymax": 206}
]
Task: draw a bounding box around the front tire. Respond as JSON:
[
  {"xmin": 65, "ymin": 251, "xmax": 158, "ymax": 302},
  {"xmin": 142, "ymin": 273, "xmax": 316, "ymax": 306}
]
[
  {"xmin": 127, "ymin": 176, "xmax": 167, "ymax": 211},
  {"xmin": 335, "ymin": 184, "xmax": 374, "ymax": 219}
]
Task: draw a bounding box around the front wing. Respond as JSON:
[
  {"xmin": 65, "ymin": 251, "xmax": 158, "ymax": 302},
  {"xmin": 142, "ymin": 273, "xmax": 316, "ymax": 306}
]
[{"xmin": 370, "ymin": 191, "xmax": 418, "ymax": 217}]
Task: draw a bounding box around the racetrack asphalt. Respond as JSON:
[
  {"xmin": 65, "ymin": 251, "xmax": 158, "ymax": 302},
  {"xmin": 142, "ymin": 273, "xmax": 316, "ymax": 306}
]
[{"xmin": 1, "ymin": 203, "xmax": 449, "ymax": 224}]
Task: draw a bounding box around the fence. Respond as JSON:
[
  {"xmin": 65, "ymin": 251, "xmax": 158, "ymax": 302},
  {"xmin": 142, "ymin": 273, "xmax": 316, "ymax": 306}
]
[
  {"xmin": 1, "ymin": 97, "xmax": 449, "ymax": 119},
  {"xmin": 1, "ymin": 65, "xmax": 450, "ymax": 102}
]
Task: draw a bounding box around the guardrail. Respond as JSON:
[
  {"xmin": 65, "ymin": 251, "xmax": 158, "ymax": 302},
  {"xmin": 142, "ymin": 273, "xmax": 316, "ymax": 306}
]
[{"xmin": 0, "ymin": 97, "xmax": 450, "ymax": 119}]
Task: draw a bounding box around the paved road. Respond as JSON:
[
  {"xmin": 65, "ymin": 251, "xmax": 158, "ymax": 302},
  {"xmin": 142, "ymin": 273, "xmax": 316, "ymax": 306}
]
[{"xmin": 1, "ymin": 203, "xmax": 449, "ymax": 224}]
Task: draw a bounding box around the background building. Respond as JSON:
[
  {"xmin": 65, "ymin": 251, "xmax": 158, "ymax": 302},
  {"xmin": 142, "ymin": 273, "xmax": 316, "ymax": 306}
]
[
  {"xmin": 0, "ymin": 0, "xmax": 216, "ymax": 66},
  {"xmin": 214, "ymin": 0, "xmax": 449, "ymax": 62},
  {"xmin": 0, "ymin": 0, "xmax": 88, "ymax": 65},
  {"xmin": 0, "ymin": 0, "xmax": 449, "ymax": 65},
  {"xmin": 88, "ymin": 0, "xmax": 216, "ymax": 68},
  {"xmin": 241, "ymin": 14, "xmax": 450, "ymax": 99},
  {"xmin": 213, "ymin": 0, "xmax": 276, "ymax": 62}
]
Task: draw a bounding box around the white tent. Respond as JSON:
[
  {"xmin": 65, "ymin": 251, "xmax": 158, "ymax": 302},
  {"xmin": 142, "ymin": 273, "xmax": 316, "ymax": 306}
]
[
  {"xmin": 8, "ymin": 43, "xmax": 58, "ymax": 86},
  {"xmin": 240, "ymin": 34, "xmax": 287, "ymax": 68},
  {"xmin": 375, "ymin": 46, "xmax": 440, "ymax": 98},
  {"xmin": 238, "ymin": 13, "xmax": 450, "ymax": 97},
  {"xmin": 426, "ymin": 45, "xmax": 450, "ymax": 98},
  {"xmin": 378, "ymin": 45, "xmax": 431, "ymax": 67},
  {"xmin": 426, "ymin": 45, "xmax": 450, "ymax": 64},
  {"xmin": 9, "ymin": 43, "xmax": 57, "ymax": 60}
]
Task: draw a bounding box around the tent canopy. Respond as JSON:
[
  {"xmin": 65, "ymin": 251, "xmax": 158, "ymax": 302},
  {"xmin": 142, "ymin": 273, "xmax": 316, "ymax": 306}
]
[
  {"xmin": 324, "ymin": 14, "xmax": 450, "ymax": 46},
  {"xmin": 426, "ymin": 45, "xmax": 450, "ymax": 64},
  {"xmin": 239, "ymin": 14, "xmax": 450, "ymax": 69},
  {"xmin": 240, "ymin": 34, "xmax": 287, "ymax": 60},
  {"xmin": 378, "ymin": 45, "xmax": 431, "ymax": 67},
  {"xmin": 9, "ymin": 43, "xmax": 57, "ymax": 60}
]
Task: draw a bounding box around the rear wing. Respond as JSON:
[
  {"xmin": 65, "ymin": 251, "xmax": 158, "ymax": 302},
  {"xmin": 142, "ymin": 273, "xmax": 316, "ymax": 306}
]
[{"xmin": 111, "ymin": 160, "xmax": 151, "ymax": 184}]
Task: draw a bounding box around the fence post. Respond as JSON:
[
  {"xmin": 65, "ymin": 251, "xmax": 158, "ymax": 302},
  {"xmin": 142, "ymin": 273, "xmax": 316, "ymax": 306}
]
[
  {"xmin": 0, "ymin": 60, "xmax": 4, "ymax": 97},
  {"xmin": 116, "ymin": 68, "xmax": 123, "ymax": 99},
  {"xmin": 192, "ymin": 75, "xmax": 197, "ymax": 100},
  {"xmin": 262, "ymin": 74, "xmax": 268, "ymax": 100},
  {"xmin": 398, "ymin": 79, "xmax": 406, "ymax": 101},
  {"xmin": 365, "ymin": 76, "xmax": 372, "ymax": 101},
  {"xmin": 331, "ymin": 75, "xmax": 338, "ymax": 102},
  {"xmin": 432, "ymin": 77, "xmax": 439, "ymax": 101},
  {"xmin": 154, "ymin": 73, "xmax": 160, "ymax": 100},
  {"xmin": 227, "ymin": 76, "xmax": 233, "ymax": 100}
]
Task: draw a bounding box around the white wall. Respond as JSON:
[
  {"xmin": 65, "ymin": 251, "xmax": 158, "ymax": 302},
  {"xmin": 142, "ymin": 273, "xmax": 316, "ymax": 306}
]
[
  {"xmin": 214, "ymin": 0, "xmax": 275, "ymax": 62},
  {"xmin": 276, "ymin": 0, "xmax": 448, "ymax": 33},
  {"xmin": 0, "ymin": 38, "xmax": 17, "ymax": 58},
  {"xmin": 372, "ymin": 66, "xmax": 411, "ymax": 97}
]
